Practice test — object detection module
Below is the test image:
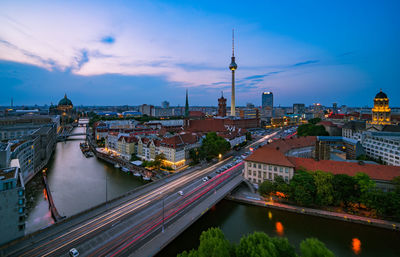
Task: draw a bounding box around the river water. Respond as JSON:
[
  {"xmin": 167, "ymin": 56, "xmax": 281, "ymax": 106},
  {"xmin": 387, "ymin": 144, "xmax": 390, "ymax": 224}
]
[{"xmin": 25, "ymin": 126, "xmax": 400, "ymax": 257}]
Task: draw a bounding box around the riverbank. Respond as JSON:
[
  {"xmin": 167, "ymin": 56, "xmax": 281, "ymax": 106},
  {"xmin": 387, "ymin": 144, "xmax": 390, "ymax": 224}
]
[{"xmin": 226, "ymin": 190, "xmax": 400, "ymax": 231}]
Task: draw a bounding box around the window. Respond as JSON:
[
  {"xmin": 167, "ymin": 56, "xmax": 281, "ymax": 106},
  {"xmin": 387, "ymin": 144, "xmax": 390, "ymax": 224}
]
[
  {"xmin": 274, "ymin": 166, "xmax": 277, "ymax": 172},
  {"xmin": 258, "ymin": 171, "xmax": 261, "ymax": 178},
  {"xmin": 285, "ymin": 168, "xmax": 289, "ymax": 173},
  {"xmin": 263, "ymin": 164, "xmax": 266, "ymax": 170},
  {"xmin": 268, "ymin": 165, "xmax": 272, "ymax": 171},
  {"xmin": 279, "ymin": 167, "xmax": 283, "ymax": 172}
]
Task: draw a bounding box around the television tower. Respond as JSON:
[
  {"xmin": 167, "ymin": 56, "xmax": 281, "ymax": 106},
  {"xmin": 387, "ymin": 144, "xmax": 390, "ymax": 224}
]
[{"xmin": 229, "ymin": 29, "xmax": 237, "ymax": 117}]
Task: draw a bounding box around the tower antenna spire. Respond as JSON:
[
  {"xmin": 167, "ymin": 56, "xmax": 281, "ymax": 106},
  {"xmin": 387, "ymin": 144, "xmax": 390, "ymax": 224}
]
[{"xmin": 232, "ymin": 28, "xmax": 235, "ymax": 57}]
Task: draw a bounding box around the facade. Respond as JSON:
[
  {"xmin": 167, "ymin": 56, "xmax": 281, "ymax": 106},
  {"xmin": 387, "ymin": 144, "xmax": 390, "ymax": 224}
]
[
  {"xmin": 139, "ymin": 104, "xmax": 154, "ymax": 116},
  {"xmin": 217, "ymin": 92, "xmax": 227, "ymax": 117},
  {"xmin": 244, "ymin": 147, "xmax": 295, "ymax": 184},
  {"xmin": 262, "ymin": 92, "xmax": 273, "ymax": 110},
  {"xmin": 161, "ymin": 101, "xmax": 170, "ymax": 109},
  {"xmin": 361, "ymin": 131, "xmax": 400, "ymax": 166},
  {"xmin": 0, "ymin": 166, "xmax": 25, "ymax": 245},
  {"xmin": 342, "ymin": 121, "xmax": 366, "ymax": 141},
  {"xmin": 370, "ymin": 90, "xmax": 391, "ymax": 125},
  {"xmin": 159, "ymin": 133, "xmax": 200, "ymax": 169},
  {"xmin": 57, "ymin": 94, "xmax": 74, "ymax": 125},
  {"xmin": 293, "ymin": 103, "xmax": 305, "ymax": 115},
  {"xmin": 10, "ymin": 140, "xmax": 35, "ymax": 182},
  {"xmin": 117, "ymin": 136, "xmax": 138, "ymax": 160},
  {"xmin": 238, "ymin": 108, "xmax": 259, "ymax": 120}
]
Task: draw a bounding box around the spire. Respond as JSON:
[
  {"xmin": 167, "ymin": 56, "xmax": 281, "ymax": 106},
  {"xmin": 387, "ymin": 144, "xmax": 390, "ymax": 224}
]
[
  {"xmin": 185, "ymin": 89, "xmax": 189, "ymax": 117},
  {"xmin": 232, "ymin": 28, "xmax": 235, "ymax": 57},
  {"xmin": 64, "ymin": 93, "xmax": 67, "ymax": 99},
  {"xmin": 221, "ymin": 91, "xmax": 224, "ymax": 98}
]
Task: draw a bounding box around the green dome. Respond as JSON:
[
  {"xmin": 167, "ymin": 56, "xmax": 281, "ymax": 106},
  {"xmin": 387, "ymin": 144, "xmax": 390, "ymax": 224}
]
[{"xmin": 58, "ymin": 94, "xmax": 73, "ymax": 106}]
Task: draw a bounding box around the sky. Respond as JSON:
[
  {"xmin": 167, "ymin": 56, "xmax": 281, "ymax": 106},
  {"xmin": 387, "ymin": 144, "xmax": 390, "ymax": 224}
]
[{"xmin": 0, "ymin": 0, "xmax": 399, "ymax": 107}]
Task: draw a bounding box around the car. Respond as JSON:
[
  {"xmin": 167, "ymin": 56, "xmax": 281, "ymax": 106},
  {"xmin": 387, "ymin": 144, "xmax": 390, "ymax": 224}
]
[
  {"xmin": 178, "ymin": 191, "xmax": 184, "ymax": 196},
  {"xmin": 202, "ymin": 177, "xmax": 208, "ymax": 182},
  {"xmin": 207, "ymin": 175, "xmax": 212, "ymax": 179},
  {"xmin": 69, "ymin": 248, "xmax": 79, "ymax": 257}
]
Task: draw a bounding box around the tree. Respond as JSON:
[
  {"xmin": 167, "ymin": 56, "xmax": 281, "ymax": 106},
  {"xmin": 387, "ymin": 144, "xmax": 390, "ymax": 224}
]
[
  {"xmin": 332, "ymin": 174, "xmax": 358, "ymax": 206},
  {"xmin": 271, "ymin": 237, "xmax": 297, "ymax": 257},
  {"xmin": 297, "ymin": 123, "xmax": 328, "ymax": 137},
  {"xmin": 197, "ymin": 227, "xmax": 231, "ymax": 257},
  {"xmin": 259, "ymin": 180, "xmax": 276, "ymax": 196},
  {"xmin": 354, "ymin": 172, "xmax": 375, "ymax": 205},
  {"xmin": 153, "ymin": 153, "xmax": 166, "ymax": 170},
  {"xmin": 199, "ymin": 132, "xmax": 231, "ymax": 161},
  {"xmin": 308, "ymin": 118, "xmax": 322, "ymax": 125},
  {"xmin": 189, "ymin": 148, "xmax": 200, "ymax": 165},
  {"xmin": 246, "ymin": 132, "xmax": 252, "ymax": 141},
  {"xmin": 300, "ymin": 238, "xmax": 335, "ymax": 257},
  {"xmin": 236, "ymin": 232, "xmax": 278, "ymax": 257},
  {"xmin": 312, "ymin": 171, "xmax": 334, "ymax": 206},
  {"xmin": 289, "ymin": 170, "xmax": 316, "ymax": 206}
]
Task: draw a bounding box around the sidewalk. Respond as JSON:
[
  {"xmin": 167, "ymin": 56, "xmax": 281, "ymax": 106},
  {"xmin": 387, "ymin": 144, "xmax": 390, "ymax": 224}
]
[{"xmin": 226, "ymin": 191, "xmax": 400, "ymax": 231}]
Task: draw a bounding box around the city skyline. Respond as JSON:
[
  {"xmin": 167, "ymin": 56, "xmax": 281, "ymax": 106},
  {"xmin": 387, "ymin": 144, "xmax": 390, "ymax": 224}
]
[{"xmin": 1, "ymin": 0, "xmax": 400, "ymax": 106}]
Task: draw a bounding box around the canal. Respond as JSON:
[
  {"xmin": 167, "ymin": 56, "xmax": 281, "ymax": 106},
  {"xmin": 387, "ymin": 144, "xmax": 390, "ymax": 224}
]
[{"xmin": 25, "ymin": 125, "xmax": 400, "ymax": 257}]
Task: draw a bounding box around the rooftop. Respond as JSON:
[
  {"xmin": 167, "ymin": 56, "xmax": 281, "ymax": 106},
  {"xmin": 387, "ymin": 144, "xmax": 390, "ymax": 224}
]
[
  {"xmin": 265, "ymin": 136, "xmax": 316, "ymax": 154},
  {"xmin": 288, "ymin": 157, "xmax": 400, "ymax": 182},
  {"xmin": 245, "ymin": 146, "xmax": 295, "ymax": 168},
  {"xmin": 0, "ymin": 167, "xmax": 18, "ymax": 180}
]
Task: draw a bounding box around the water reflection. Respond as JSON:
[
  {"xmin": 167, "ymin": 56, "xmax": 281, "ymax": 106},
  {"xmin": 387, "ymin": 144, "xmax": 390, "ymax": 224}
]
[
  {"xmin": 268, "ymin": 211, "xmax": 272, "ymax": 220},
  {"xmin": 275, "ymin": 221, "xmax": 284, "ymax": 236},
  {"xmin": 352, "ymin": 238, "xmax": 361, "ymax": 255}
]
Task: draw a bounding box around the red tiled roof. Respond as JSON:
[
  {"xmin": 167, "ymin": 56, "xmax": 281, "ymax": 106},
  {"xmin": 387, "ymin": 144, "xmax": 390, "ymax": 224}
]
[
  {"xmin": 118, "ymin": 136, "xmax": 138, "ymax": 143},
  {"xmin": 187, "ymin": 119, "xmax": 226, "ymax": 132},
  {"xmin": 245, "ymin": 147, "xmax": 295, "ymax": 167},
  {"xmin": 160, "ymin": 133, "xmax": 199, "ymax": 149},
  {"xmin": 288, "ymin": 157, "xmax": 400, "ymax": 181},
  {"xmin": 189, "ymin": 111, "xmax": 205, "ymax": 117},
  {"xmin": 265, "ymin": 136, "xmax": 316, "ymax": 154}
]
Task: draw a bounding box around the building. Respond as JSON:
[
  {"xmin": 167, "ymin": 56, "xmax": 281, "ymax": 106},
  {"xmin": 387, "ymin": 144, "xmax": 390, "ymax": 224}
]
[
  {"xmin": 315, "ymin": 136, "xmax": 365, "ymax": 160},
  {"xmin": 244, "ymin": 140, "xmax": 400, "ymax": 192},
  {"xmin": 262, "ymin": 92, "xmax": 273, "ymax": 110},
  {"xmin": 159, "ymin": 133, "xmax": 200, "ymax": 169},
  {"xmin": 0, "ymin": 166, "xmax": 25, "ymax": 245},
  {"xmin": 361, "ymin": 131, "xmax": 400, "ymax": 166},
  {"xmin": 56, "ymin": 94, "xmax": 74, "ymax": 126},
  {"xmin": 139, "ymin": 104, "xmax": 154, "ymax": 116},
  {"xmin": 238, "ymin": 108, "xmax": 259, "ymax": 120},
  {"xmin": 229, "ymin": 30, "xmax": 237, "ymax": 117},
  {"xmin": 161, "ymin": 101, "xmax": 170, "ymax": 109},
  {"xmin": 342, "ymin": 121, "xmax": 366, "ymax": 141},
  {"xmin": 185, "ymin": 89, "xmax": 189, "ymax": 118},
  {"xmin": 217, "ymin": 92, "xmax": 227, "ymax": 117},
  {"xmin": 244, "ymin": 147, "xmax": 295, "ymax": 184},
  {"xmin": 293, "ymin": 103, "xmax": 305, "ymax": 115},
  {"xmin": 370, "ymin": 90, "xmax": 391, "ymax": 125},
  {"xmin": 117, "ymin": 136, "xmax": 138, "ymax": 160}
]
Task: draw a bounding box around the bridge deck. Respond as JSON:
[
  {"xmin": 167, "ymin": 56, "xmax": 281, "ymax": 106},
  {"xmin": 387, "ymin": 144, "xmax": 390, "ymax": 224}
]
[{"xmin": 131, "ymin": 175, "xmax": 244, "ymax": 257}]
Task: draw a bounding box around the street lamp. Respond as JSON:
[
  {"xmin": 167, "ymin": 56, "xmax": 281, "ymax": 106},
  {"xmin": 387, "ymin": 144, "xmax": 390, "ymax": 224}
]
[{"xmin": 105, "ymin": 171, "xmax": 108, "ymax": 209}]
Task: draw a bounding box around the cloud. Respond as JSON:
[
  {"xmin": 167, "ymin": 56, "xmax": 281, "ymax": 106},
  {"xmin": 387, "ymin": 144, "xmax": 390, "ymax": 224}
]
[
  {"xmin": 100, "ymin": 36, "xmax": 115, "ymax": 44},
  {"xmin": 291, "ymin": 59, "xmax": 319, "ymax": 67}
]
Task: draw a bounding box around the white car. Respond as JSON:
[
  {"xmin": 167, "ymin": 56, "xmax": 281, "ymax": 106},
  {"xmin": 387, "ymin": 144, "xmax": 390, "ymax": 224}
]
[
  {"xmin": 69, "ymin": 248, "xmax": 79, "ymax": 257},
  {"xmin": 178, "ymin": 191, "xmax": 184, "ymax": 196},
  {"xmin": 202, "ymin": 177, "xmax": 209, "ymax": 182}
]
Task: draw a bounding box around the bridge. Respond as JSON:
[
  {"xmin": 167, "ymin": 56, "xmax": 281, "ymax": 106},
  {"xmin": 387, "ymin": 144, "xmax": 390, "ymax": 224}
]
[{"xmin": 1, "ymin": 160, "xmax": 250, "ymax": 257}]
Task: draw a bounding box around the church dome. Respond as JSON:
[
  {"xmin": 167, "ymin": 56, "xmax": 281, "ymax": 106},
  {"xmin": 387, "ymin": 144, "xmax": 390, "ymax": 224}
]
[
  {"xmin": 375, "ymin": 90, "xmax": 387, "ymax": 99},
  {"xmin": 58, "ymin": 94, "xmax": 73, "ymax": 106}
]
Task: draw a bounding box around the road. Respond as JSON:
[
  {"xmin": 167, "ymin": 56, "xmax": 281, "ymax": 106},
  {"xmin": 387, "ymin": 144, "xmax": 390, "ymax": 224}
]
[{"xmin": 5, "ymin": 129, "xmax": 282, "ymax": 257}]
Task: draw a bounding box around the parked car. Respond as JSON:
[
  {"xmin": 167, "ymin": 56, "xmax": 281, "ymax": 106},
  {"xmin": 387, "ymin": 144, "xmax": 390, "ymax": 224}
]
[
  {"xmin": 178, "ymin": 191, "xmax": 184, "ymax": 196},
  {"xmin": 202, "ymin": 177, "xmax": 209, "ymax": 182}
]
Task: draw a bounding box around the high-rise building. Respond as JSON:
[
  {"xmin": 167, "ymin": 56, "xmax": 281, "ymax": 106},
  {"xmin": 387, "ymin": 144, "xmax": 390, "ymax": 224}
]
[
  {"xmin": 293, "ymin": 103, "xmax": 305, "ymax": 115},
  {"xmin": 370, "ymin": 90, "xmax": 391, "ymax": 125},
  {"xmin": 229, "ymin": 29, "xmax": 237, "ymax": 117},
  {"xmin": 218, "ymin": 92, "xmax": 227, "ymax": 117},
  {"xmin": 262, "ymin": 92, "xmax": 273, "ymax": 109}
]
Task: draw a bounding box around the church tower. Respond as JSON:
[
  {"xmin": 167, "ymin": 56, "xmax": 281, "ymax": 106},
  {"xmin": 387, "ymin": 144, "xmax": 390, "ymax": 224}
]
[{"xmin": 371, "ymin": 89, "xmax": 391, "ymax": 125}]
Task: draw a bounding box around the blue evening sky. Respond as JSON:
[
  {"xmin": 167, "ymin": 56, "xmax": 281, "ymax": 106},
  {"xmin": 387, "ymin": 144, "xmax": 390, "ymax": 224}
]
[{"xmin": 0, "ymin": 0, "xmax": 399, "ymax": 107}]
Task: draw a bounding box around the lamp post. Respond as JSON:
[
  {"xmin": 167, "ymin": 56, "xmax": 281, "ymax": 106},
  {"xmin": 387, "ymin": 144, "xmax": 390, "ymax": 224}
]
[{"xmin": 105, "ymin": 171, "xmax": 108, "ymax": 209}]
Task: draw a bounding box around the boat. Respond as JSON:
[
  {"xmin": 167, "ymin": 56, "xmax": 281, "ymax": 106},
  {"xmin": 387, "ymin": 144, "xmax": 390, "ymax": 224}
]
[
  {"xmin": 87, "ymin": 152, "xmax": 94, "ymax": 157},
  {"xmin": 133, "ymin": 171, "xmax": 141, "ymax": 177},
  {"xmin": 121, "ymin": 167, "xmax": 130, "ymax": 173},
  {"xmin": 143, "ymin": 176, "xmax": 151, "ymax": 181},
  {"xmin": 114, "ymin": 164, "xmax": 120, "ymax": 169},
  {"xmin": 79, "ymin": 142, "xmax": 90, "ymax": 152}
]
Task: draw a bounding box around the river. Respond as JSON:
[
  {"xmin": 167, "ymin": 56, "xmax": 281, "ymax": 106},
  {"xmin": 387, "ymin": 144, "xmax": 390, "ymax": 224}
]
[{"xmin": 25, "ymin": 126, "xmax": 400, "ymax": 257}]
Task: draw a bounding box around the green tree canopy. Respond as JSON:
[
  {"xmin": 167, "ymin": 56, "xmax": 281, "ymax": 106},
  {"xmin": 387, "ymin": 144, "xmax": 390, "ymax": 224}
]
[
  {"xmin": 200, "ymin": 132, "xmax": 231, "ymax": 161},
  {"xmin": 312, "ymin": 170, "xmax": 334, "ymax": 206},
  {"xmin": 259, "ymin": 180, "xmax": 276, "ymax": 196},
  {"xmin": 289, "ymin": 170, "xmax": 316, "ymax": 206},
  {"xmin": 332, "ymin": 174, "xmax": 358, "ymax": 206},
  {"xmin": 236, "ymin": 232, "xmax": 278, "ymax": 257},
  {"xmin": 300, "ymin": 238, "xmax": 335, "ymax": 257}
]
